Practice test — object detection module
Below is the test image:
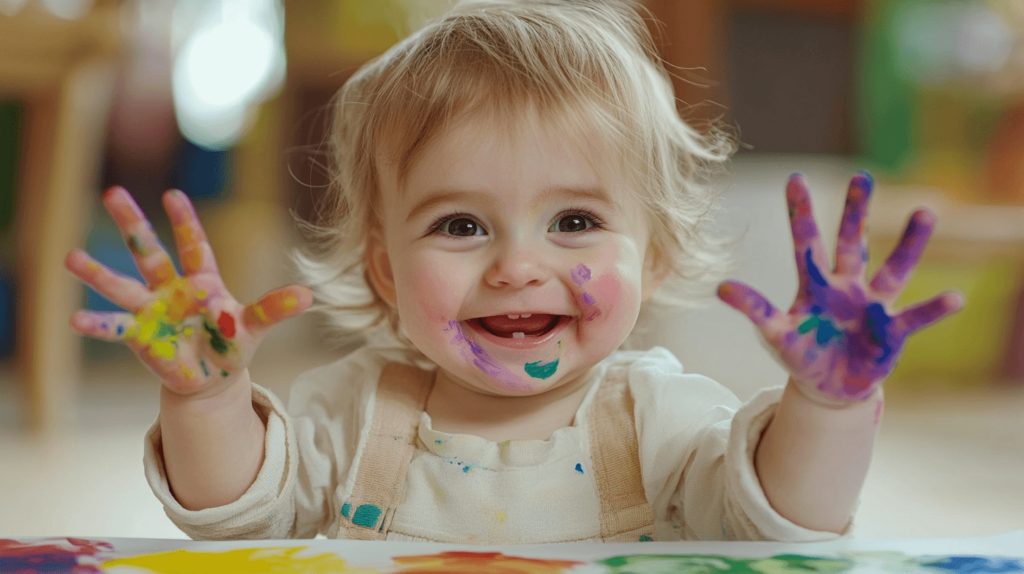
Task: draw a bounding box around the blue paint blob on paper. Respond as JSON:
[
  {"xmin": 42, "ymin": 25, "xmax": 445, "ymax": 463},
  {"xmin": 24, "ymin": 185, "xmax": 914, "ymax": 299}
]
[
  {"xmin": 351, "ymin": 504, "xmax": 382, "ymax": 528},
  {"xmin": 525, "ymin": 359, "xmax": 559, "ymax": 379},
  {"xmin": 922, "ymin": 555, "xmax": 1024, "ymax": 573}
]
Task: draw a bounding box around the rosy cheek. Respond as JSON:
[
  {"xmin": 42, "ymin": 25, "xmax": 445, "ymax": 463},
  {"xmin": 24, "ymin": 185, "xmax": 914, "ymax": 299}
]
[
  {"xmin": 575, "ymin": 272, "xmax": 621, "ymax": 323},
  {"xmin": 402, "ymin": 263, "xmax": 462, "ymax": 324}
]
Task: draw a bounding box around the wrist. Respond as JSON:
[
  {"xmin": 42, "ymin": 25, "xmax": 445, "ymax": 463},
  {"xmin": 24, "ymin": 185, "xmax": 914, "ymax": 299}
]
[
  {"xmin": 787, "ymin": 376, "xmax": 884, "ymax": 410},
  {"xmin": 160, "ymin": 368, "xmax": 254, "ymax": 416}
]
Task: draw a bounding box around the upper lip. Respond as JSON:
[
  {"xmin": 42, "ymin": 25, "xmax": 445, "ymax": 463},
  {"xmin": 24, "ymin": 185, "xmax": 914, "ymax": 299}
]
[{"xmin": 465, "ymin": 311, "xmax": 575, "ymax": 320}]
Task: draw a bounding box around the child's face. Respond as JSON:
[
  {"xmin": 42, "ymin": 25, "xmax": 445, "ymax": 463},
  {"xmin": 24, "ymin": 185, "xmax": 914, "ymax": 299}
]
[{"xmin": 372, "ymin": 109, "xmax": 658, "ymax": 397}]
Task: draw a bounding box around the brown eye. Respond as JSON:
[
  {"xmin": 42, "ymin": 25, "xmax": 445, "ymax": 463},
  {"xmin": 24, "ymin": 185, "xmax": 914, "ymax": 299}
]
[
  {"xmin": 442, "ymin": 217, "xmax": 485, "ymax": 236},
  {"xmin": 550, "ymin": 214, "xmax": 594, "ymax": 233}
]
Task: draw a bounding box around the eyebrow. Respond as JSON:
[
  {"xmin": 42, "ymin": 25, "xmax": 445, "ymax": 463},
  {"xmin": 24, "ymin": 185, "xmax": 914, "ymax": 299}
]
[{"xmin": 404, "ymin": 185, "xmax": 619, "ymax": 223}]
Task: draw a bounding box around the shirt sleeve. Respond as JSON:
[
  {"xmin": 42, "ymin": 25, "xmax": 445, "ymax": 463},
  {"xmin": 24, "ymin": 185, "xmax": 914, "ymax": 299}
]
[
  {"xmin": 142, "ymin": 347, "xmax": 389, "ymax": 540},
  {"xmin": 630, "ymin": 347, "xmax": 849, "ymax": 542}
]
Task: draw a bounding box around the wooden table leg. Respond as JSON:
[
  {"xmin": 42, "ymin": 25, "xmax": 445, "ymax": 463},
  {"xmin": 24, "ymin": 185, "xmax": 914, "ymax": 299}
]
[{"xmin": 15, "ymin": 60, "xmax": 115, "ymax": 434}]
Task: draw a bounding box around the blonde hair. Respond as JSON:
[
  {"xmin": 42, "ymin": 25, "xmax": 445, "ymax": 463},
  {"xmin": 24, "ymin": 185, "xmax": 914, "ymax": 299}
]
[{"xmin": 294, "ymin": 0, "xmax": 734, "ymax": 342}]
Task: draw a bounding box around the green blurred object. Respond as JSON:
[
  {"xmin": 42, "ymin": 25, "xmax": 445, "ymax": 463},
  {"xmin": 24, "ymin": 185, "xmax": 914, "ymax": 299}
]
[
  {"xmin": 0, "ymin": 101, "xmax": 21, "ymax": 233},
  {"xmin": 857, "ymin": 0, "xmax": 919, "ymax": 173},
  {"xmin": 887, "ymin": 258, "xmax": 1022, "ymax": 387}
]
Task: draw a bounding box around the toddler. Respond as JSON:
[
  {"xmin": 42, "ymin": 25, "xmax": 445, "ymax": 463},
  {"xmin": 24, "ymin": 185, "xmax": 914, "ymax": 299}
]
[{"xmin": 65, "ymin": 0, "xmax": 962, "ymax": 543}]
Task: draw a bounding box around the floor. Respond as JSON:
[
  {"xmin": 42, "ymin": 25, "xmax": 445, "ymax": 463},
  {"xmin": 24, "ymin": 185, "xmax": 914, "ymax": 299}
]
[{"xmin": 1, "ymin": 336, "xmax": 1022, "ymax": 541}]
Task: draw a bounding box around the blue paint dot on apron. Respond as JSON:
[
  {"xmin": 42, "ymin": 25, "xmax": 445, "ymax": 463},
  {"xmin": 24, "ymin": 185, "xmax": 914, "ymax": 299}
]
[
  {"xmin": 575, "ymin": 463, "xmax": 584, "ymax": 474},
  {"xmin": 352, "ymin": 504, "xmax": 383, "ymax": 528}
]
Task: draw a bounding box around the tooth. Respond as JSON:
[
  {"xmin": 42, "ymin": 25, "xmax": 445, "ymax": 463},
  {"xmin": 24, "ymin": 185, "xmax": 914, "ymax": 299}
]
[
  {"xmin": 508, "ymin": 314, "xmax": 520, "ymax": 319},
  {"xmin": 512, "ymin": 332, "xmax": 525, "ymax": 339},
  {"xmin": 521, "ymin": 313, "xmax": 531, "ymax": 318}
]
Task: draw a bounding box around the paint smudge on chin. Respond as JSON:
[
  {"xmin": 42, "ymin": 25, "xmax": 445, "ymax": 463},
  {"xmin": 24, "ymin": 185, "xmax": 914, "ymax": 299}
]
[
  {"xmin": 445, "ymin": 321, "xmax": 528, "ymax": 391},
  {"xmin": 524, "ymin": 359, "xmax": 559, "ymax": 379},
  {"xmin": 570, "ymin": 264, "xmax": 591, "ymax": 285},
  {"xmin": 393, "ymin": 551, "xmax": 581, "ymax": 574}
]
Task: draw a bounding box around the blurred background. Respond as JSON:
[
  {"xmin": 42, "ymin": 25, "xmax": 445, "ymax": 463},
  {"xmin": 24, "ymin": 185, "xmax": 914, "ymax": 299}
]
[{"xmin": 1, "ymin": 0, "xmax": 1023, "ymax": 540}]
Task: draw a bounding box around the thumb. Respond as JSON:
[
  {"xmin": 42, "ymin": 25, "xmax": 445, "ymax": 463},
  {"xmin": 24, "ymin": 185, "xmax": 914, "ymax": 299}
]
[{"xmin": 242, "ymin": 284, "xmax": 314, "ymax": 336}]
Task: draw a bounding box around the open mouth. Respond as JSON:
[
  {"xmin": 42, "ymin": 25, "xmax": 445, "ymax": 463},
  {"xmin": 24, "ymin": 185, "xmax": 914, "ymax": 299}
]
[{"xmin": 475, "ymin": 314, "xmax": 563, "ymax": 339}]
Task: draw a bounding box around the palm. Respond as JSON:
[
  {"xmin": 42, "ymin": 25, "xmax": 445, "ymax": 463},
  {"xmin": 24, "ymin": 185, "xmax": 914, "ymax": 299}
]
[
  {"xmin": 66, "ymin": 187, "xmax": 311, "ymax": 395},
  {"xmin": 718, "ymin": 173, "xmax": 963, "ymax": 404}
]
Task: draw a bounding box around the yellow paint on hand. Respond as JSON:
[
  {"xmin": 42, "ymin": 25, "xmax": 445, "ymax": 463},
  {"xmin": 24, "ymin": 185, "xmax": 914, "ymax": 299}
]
[
  {"xmin": 102, "ymin": 547, "xmax": 379, "ymax": 574},
  {"xmin": 183, "ymin": 326, "xmax": 193, "ymax": 337},
  {"xmin": 150, "ymin": 340, "xmax": 176, "ymax": 359},
  {"xmin": 281, "ymin": 292, "xmax": 298, "ymax": 311},
  {"xmin": 180, "ymin": 364, "xmax": 196, "ymax": 380},
  {"xmin": 197, "ymin": 290, "xmax": 207, "ymax": 300},
  {"xmin": 253, "ymin": 303, "xmax": 269, "ymax": 323},
  {"xmin": 136, "ymin": 320, "xmax": 159, "ymax": 344}
]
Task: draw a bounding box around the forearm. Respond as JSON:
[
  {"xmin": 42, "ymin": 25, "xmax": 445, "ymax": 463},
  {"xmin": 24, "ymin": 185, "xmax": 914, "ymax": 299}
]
[
  {"xmin": 753, "ymin": 379, "xmax": 882, "ymax": 533},
  {"xmin": 159, "ymin": 368, "xmax": 267, "ymax": 511}
]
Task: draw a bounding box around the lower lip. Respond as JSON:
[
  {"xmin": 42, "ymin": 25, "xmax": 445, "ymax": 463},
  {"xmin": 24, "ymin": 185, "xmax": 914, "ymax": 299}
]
[{"xmin": 465, "ymin": 316, "xmax": 572, "ymax": 350}]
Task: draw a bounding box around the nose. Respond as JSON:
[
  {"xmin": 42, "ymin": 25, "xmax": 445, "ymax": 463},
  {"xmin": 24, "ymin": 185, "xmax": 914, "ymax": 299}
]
[{"xmin": 483, "ymin": 240, "xmax": 551, "ymax": 289}]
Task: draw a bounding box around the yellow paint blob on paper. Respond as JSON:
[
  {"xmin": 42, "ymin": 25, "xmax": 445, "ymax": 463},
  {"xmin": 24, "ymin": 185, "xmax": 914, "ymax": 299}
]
[
  {"xmin": 393, "ymin": 552, "xmax": 581, "ymax": 574},
  {"xmin": 150, "ymin": 340, "xmax": 176, "ymax": 359},
  {"xmin": 103, "ymin": 547, "xmax": 380, "ymax": 574}
]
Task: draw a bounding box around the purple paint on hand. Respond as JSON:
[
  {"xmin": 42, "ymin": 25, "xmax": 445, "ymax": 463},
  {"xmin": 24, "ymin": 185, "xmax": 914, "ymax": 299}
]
[
  {"xmin": 718, "ymin": 172, "xmax": 962, "ymax": 404},
  {"xmin": 570, "ymin": 264, "xmax": 591, "ymax": 285}
]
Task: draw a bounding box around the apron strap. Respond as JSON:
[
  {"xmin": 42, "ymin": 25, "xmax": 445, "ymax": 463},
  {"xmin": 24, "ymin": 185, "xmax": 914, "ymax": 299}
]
[
  {"xmin": 587, "ymin": 368, "xmax": 657, "ymax": 542},
  {"xmin": 337, "ymin": 362, "xmax": 433, "ymax": 540}
]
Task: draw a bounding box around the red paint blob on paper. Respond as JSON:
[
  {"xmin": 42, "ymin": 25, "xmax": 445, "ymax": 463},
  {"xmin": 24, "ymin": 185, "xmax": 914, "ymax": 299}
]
[{"xmin": 217, "ymin": 311, "xmax": 236, "ymax": 338}]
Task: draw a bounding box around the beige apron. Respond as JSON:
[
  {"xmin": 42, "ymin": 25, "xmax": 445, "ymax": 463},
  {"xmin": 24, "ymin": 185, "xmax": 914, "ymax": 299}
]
[{"xmin": 336, "ymin": 362, "xmax": 656, "ymax": 542}]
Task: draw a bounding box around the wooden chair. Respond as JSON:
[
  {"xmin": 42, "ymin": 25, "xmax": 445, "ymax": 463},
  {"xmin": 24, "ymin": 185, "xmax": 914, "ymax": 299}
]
[{"xmin": 0, "ymin": 2, "xmax": 121, "ymax": 433}]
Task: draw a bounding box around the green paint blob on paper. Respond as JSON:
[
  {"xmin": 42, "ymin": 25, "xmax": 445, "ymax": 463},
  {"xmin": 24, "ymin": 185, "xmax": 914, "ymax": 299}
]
[{"xmin": 524, "ymin": 359, "xmax": 558, "ymax": 379}]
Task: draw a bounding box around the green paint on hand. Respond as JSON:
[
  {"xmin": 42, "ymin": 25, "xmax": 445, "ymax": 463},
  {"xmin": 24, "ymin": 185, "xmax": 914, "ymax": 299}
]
[
  {"xmin": 127, "ymin": 235, "xmax": 145, "ymax": 254},
  {"xmin": 798, "ymin": 315, "xmax": 818, "ymax": 334},
  {"xmin": 220, "ymin": 369, "xmax": 229, "ymax": 377},
  {"xmin": 203, "ymin": 320, "xmax": 229, "ymax": 354},
  {"xmin": 524, "ymin": 359, "xmax": 559, "ymax": 379}
]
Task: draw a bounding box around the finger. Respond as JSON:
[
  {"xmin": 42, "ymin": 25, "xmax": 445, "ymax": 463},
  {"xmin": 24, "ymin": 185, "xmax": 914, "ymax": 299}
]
[
  {"xmin": 717, "ymin": 280, "xmax": 784, "ymax": 341},
  {"xmin": 65, "ymin": 249, "xmax": 154, "ymax": 312},
  {"xmin": 834, "ymin": 171, "xmax": 873, "ymax": 277},
  {"xmin": 70, "ymin": 311, "xmax": 137, "ymax": 341},
  {"xmin": 868, "ymin": 209, "xmax": 936, "ymax": 301},
  {"xmin": 243, "ymin": 285, "xmax": 314, "ymax": 335},
  {"xmin": 893, "ymin": 291, "xmax": 964, "ymax": 336},
  {"xmin": 103, "ymin": 186, "xmax": 179, "ymax": 288},
  {"xmin": 786, "ymin": 174, "xmax": 830, "ymax": 303},
  {"xmin": 162, "ymin": 189, "xmax": 220, "ymax": 276}
]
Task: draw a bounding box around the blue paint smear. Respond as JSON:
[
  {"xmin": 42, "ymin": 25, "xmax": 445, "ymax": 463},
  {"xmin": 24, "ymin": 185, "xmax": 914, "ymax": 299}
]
[
  {"xmin": 341, "ymin": 502, "xmax": 352, "ymax": 517},
  {"xmin": 865, "ymin": 302, "xmax": 894, "ymax": 362},
  {"xmin": 575, "ymin": 463, "xmax": 584, "ymax": 474},
  {"xmin": 922, "ymin": 556, "xmax": 1024, "ymax": 573},
  {"xmin": 805, "ymin": 249, "xmax": 828, "ymax": 287},
  {"xmin": 815, "ymin": 318, "xmax": 839, "ymax": 346},
  {"xmin": 525, "ymin": 359, "xmax": 559, "ymax": 379}
]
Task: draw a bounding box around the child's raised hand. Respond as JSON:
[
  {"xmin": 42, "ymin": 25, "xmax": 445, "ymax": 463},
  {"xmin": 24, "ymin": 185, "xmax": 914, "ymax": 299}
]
[
  {"xmin": 65, "ymin": 187, "xmax": 313, "ymax": 397},
  {"xmin": 717, "ymin": 173, "xmax": 963, "ymax": 405}
]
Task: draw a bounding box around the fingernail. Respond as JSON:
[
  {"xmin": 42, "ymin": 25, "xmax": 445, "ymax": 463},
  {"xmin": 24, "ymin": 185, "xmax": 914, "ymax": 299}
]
[
  {"xmin": 789, "ymin": 172, "xmax": 804, "ymax": 181},
  {"xmin": 857, "ymin": 170, "xmax": 874, "ymax": 187}
]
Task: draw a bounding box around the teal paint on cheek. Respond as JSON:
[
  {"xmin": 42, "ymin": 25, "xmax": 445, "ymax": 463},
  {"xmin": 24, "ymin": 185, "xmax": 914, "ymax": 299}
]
[{"xmin": 524, "ymin": 359, "xmax": 559, "ymax": 379}]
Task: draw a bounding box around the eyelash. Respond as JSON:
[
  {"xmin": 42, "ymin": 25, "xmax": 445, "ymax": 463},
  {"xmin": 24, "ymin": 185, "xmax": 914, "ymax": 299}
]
[{"xmin": 427, "ymin": 208, "xmax": 606, "ymax": 237}]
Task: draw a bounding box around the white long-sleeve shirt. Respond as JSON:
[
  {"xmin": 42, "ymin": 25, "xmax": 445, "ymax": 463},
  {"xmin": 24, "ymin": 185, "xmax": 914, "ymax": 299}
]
[{"xmin": 143, "ymin": 346, "xmax": 848, "ymax": 543}]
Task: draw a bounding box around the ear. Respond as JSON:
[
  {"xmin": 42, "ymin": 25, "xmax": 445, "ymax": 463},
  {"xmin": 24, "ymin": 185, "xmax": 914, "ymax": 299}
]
[
  {"xmin": 365, "ymin": 233, "xmax": 398, "ymax": 308},
  {"xmin": 640, "ymin": 246, "xmax": 670, "ymax": 302}
]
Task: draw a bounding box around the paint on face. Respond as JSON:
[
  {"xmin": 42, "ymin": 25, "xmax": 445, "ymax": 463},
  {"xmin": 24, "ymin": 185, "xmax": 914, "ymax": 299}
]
[
  {"xmin": 102, "ymin": 547, "xmax": 368, "ymax": 574},
  {"xmin": 393, "ymin": 551, "xmax": 582, "ymax": 574},
  {"xmin": 0, "ymin": 538, "xmax": 112, "ymax": 574},
  {"xmin": 445, "ymin": 320, "xmax": 527, "ymax": 391},
  {"xmin": 524, "ymin": 359, "xmax": 559, "ymax": 379},
  {"xmin": 570, "ymin": 264, "xmax": 591, "ymax": 285}
]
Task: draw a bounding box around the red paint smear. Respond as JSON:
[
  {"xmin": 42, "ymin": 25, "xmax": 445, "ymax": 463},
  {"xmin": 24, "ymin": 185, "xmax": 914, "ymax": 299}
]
[
  {"xmin": 0, "ymin": 538, "xmax": 112, "ymax": 574},
  {"xmin": 217, "ymin": 311, "xmax": 236, "ymax": 338},
  {"xmin": 393, "ymin": 551, "xmax": 581, "ymax": 574}
]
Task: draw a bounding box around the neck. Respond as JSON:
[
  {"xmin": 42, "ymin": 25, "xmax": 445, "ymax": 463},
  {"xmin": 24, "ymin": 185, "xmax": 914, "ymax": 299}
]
[{"xmin": 425, "ymin": 366, "xmax": 598, "ymax": 441}]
